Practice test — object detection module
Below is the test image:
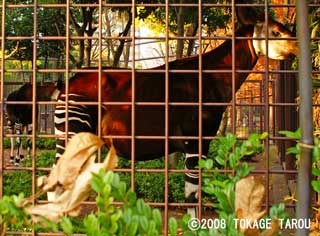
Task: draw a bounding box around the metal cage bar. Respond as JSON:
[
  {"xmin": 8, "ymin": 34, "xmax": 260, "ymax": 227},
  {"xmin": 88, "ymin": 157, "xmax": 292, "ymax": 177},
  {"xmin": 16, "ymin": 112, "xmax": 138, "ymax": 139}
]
[{"xmin": 0, "ymin": 1, "xmax": 314, "ymax": 235}]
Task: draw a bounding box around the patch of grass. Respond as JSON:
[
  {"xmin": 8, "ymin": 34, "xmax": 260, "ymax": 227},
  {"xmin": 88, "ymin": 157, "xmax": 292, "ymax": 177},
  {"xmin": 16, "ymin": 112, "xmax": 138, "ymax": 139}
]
[
  {"xmin": 6, "ymin": 149, "xmax": 186, "ymax": 205},
  {"xmin": 3, "ymin": 136, "xmax": 56, "ymax": 150},
  {"xmin": 4, "ymin": 170, "xmax": 32, "ymax": 196}
]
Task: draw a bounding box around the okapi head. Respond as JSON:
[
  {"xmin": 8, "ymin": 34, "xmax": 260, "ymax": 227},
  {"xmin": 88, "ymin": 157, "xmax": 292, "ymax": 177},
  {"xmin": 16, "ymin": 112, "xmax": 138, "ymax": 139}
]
[
  {"xmin": 236, "ymin": 0, "xmax": 297, "ymax": 60},
  {"xmin": 252, "ymin": 19, "xmax": 297, "ymax": 60}
]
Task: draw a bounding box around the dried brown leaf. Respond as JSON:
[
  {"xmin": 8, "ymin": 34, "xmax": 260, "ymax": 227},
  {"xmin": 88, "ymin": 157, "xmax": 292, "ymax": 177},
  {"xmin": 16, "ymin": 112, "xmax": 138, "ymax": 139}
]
[
  {"xmin": 235, "ymin": 176, "xmax": 266, "ymax": 234},
  {"xmin": 26, "ymin": 133, "xmax": 118, "ymax": 222},
  {"xmin": 40, "ymin": 132, "xmax": 104, "ymax": 192}
]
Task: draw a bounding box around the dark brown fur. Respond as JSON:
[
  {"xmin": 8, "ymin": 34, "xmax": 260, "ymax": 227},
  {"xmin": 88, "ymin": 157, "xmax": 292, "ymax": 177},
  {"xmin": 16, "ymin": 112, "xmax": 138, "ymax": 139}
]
[{"xmin": 57, "ymin": 23, "xmax": 295, "ymax": 160}]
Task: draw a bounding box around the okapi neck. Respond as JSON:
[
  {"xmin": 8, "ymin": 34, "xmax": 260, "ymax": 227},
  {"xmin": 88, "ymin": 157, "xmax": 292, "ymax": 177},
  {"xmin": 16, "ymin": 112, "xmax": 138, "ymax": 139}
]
[
  {"xmin": 235, "ymin": 25, "xmax": 258, "ymax": 66},
  {"xmin": 203, "ymin": 25, "xmax": 259, "ymax": 102}
]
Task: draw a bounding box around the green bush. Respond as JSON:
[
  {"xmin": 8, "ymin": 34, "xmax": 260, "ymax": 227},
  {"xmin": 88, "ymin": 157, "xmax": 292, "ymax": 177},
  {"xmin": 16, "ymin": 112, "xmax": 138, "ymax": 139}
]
[
  {"xmin": 0, "ymin": 133, "xmax": 289, "ymax": 236},
  {"xmin": 117, "ymin": 156, "xmax": 185, "ymax": 203},
  {"xmin": 0, "ymin": 170, "xmax": 180, "ymax": 236},
  {"xmin": 5, "ymin": 149, "xmax": 185, "ymax": 205}
]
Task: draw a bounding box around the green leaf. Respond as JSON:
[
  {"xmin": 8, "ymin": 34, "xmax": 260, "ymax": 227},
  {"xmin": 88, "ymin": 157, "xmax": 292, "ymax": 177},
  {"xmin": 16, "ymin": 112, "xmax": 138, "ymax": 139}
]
[
  {"xmin": 126, "ymin": 191, "xmax": 137, "ymax": 206},
  {"xmin": 91, "ymin": 174, "xmax": 104, "ymax": 194},
  {"xmin": 136, "ymin": 199, "xmax": 145, "ymax": 215},
  {"xmin": 215, "ymin": 155, "xmax": 225, "ymax": 166},
  {"xmin": 279, "ymin": 129, "xmax": 301, "ymax": 139},
  {"xmin": 286, "ymin": 146, "xmax": 299, "ymax": 155},
  {"xmin": 259, "ymin": 132, "xmax": 268, "ymax": 140},
  {"xmin": 312, "ymin": 180, "xmax": 320, "ymax": 193},
  {"xmin": 152, "ymin": 209, "xmax": 162, "ymax": 230},
  {"xmin": 147, "ymin": 221, "xmax": 157, "ymax": 235},
  {"xmin": 204, "ymin": 159, "xmax": 214, "ymax": 170},
  {"xmin": 111, "ymin": 209, "xmax": 122, "ymax": 223},
  {"xmin": 312, "ymin": 168, "xmax": 320, "ymax": 177},
  {"xmin": 139, "ymin": 215, "xmax": 149, "ymax": 232},
  {"xmin": 229, "ymin": 153, "xmax": 236, "ymax": 169},
  {"xmin": 129, "ymin": 222, "xmax": 138, "ymax": 236},
  {"xmin": 198, "ymin": 159, "xmax": 207, "ymax": 169},
  {"xmin": 117, "ymin": 181, "xmax": 127, "ymax": 195},
  {"xmin": 168, "ymin": 217, "xmax": 178, "ymax": 236},
  {"xmin": 60, "ymin": 217, "xmax": 73, "ymax": 235},
  {"xmin": 84, "ymin": 214, "xmax": 100, "ymax": 236},
  {"xmin": 104, "ymin": 171, "xmax": 114, "ymax": 185}
]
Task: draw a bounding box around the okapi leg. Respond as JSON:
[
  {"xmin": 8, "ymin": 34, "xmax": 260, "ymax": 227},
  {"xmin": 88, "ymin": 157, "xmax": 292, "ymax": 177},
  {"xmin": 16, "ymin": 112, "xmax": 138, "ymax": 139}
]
[
  {"xmin": 26, "ymin": 124, "xmax": 32, "ymax": 158},
  {"xmin": 7, "ymin": 120, "xmax": 15, "ymax": 165},
  {"xmin": 14, "ymin": 122, "xmax": 24, "ymax": 166},
  {"xmin": 184, "ymin": 153, "xmax": 201, "ymax": 218}
]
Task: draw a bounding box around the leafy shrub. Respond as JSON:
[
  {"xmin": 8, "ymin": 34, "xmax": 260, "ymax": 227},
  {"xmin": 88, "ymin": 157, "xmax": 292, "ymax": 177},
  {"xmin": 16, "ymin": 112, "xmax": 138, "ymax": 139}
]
[
  {"xmin": 0, "ymin": 170, "xmax": 180, "ymax": 236},
  {"xmin": 0, "ymin": 133, "xmax": 289, "ymax": 236},
  {"xmin": 117, "ymin": 156, "xmax": 185, "ymax": 203},
  {"xmin": 195, "ymin": 132, "xmax": 288, "ymax": 236}
]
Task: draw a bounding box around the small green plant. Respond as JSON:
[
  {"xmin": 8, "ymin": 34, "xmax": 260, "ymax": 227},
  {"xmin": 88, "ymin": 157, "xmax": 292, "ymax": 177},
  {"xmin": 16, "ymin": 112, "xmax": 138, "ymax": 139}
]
[
  {"xmin": 0, "ymin": 133, "xmax": 290, "ymax": 236},
  {"xmin": 0, "ymin": 170, "xmax": 180, "ymax": 236},
  {"xmin": 200, "ymin": 133, "xmax": 267, "ymax": 209},
  {"xmin": 87, "ymin": 170, "xmax": 167, "ymax": 236},
  {"xmin": 117, "ymin": 156, "xmax": 185, "ymax": 203},
  {"xmin": 194, "ymin": 132, "xmax": 287, "ymax": 236},
  {"xmin": 279, "ymin": 129, "xmax": 320, "ymax": 197},
  {"xmin": 0, "ymin": 193, "xmax": 31, "ymax": 233}
]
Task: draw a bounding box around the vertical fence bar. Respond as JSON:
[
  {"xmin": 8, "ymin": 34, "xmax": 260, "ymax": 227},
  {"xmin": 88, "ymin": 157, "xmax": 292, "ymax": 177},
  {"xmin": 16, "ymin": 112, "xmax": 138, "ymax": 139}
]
[
  {"xmin": 64, "ymin": 0, "xmax": 70, "ymax": 151},
  {"xmin": 32, "ymin": 0, "xmax": 37, "ymax": 196},
  {"xmin": 231, "ymin": 0, "xmax": 236, "ymax": 136},
  {"xmin": 0, "ymin": 0, "xmax": 6, "ymax": 202},
  {"xmin": 197, "ymin": 0, "xmax": 203, "ymax": 219},
  {"xmin": 31, "ymin": 1, "xmax": 38, "ymax": 236},
  {"xmin": 97, "ymin": 0, "xmax": 102, "ymax": 161},
  {"xmin": 164, "ymin": 0, "xmax": 169, "ymax": 233},
  {"xmin": 131, "ymin": 0, "xmax": 136, "ymax": 197},
  {"xmin": 296, "ymin": 1, "xmax": 313, "ymax": 236},
  {"xmin": 264, "ymin": 0, "xmax": 270, "ymax": 213}
]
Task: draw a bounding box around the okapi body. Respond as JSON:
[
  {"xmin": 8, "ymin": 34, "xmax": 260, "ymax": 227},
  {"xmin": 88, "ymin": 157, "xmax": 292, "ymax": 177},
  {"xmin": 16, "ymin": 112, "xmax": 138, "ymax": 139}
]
[
  {"xmin": 55, "ymin": 19, "xmax": 297, "ymax": 216},
  {"xmin": 6, "ymin": 81, "xmax": 61, "ymax": 166}
]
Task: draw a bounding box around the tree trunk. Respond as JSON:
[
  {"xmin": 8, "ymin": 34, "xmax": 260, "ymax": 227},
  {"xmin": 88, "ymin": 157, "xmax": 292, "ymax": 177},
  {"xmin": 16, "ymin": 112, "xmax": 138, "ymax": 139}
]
[
  {"xmin": 176, "ymin": 0, "xmax": 186, "ymax": 59},
  {"xmin": 84, "ymin": 7, "xmax": 97, "ymax": 67},
  {"xmin": 113, "ymin": 10, "xmax": 132, "ymax": 67},
  {"xmin": 104, "ymin": 9, "xmax": 114, "ymax": 66},
  {"xmin": 186, "ymin": 22, "xmax": 198, "ymax": 56},
  {"xmin": 123, "ymin": 39, "xmax": 131, "ymax": 68}
]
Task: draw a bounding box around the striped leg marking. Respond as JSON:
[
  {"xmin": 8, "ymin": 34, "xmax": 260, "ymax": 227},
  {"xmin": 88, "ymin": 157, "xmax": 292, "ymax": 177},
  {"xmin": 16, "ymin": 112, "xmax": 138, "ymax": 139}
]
[
  {"xmin": 54, "ymin": 93, "xmax": 97, "ymax": 161},
  {"xmin": 14, "ymin": 122, "xmax": 24, "ymax": 166},
  {"xmin": 26, "ymin": 124, "xmax": 32, "ymax": 158},
  {"xmin": 185, "ymin": 153, "xmax": 205, "ymax": 218},
  {"xmin": 7, "ymin": 119, "xmax": 15, "ymax": 165}
]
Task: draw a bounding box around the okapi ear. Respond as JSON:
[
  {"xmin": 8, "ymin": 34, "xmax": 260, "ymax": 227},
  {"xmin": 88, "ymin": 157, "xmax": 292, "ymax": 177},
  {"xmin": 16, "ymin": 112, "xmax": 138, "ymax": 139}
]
[{"xmin": 235, "ymin": 0, "xmax": 265, "ymax": 25}]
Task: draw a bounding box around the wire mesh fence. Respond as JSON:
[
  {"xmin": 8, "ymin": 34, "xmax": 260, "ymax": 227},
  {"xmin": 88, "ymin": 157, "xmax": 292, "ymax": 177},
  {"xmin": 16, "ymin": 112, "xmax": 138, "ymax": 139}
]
[{"xmin": 0, "ymin": 0, "xmax": 315, "ymax": 235}]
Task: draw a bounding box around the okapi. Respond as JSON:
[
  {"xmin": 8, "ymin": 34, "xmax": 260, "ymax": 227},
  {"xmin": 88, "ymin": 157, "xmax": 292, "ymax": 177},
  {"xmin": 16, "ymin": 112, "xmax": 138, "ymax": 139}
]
[
  {"xmin": 6, "ymin": 81, "xmax": 62, "ymax": 166},
  {"xmin": 54, "ymin": 11, "xmax": 297, "ymax": 217}
]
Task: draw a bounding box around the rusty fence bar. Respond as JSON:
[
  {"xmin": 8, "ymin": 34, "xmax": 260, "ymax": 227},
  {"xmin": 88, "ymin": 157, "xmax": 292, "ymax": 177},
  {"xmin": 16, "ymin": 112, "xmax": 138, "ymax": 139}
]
[
  {"xmin": 296, "ymin": 0, "xmax": 313, "ymax": 236},
  {"xmin": 0, "ymin": 1, "xmax": 316, "ymax": 235},
  {"xmin": 0, "ymin": 0, "xmax": 6, "ymax": 200}
]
